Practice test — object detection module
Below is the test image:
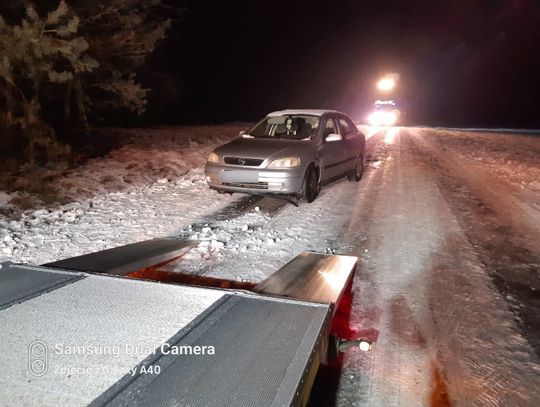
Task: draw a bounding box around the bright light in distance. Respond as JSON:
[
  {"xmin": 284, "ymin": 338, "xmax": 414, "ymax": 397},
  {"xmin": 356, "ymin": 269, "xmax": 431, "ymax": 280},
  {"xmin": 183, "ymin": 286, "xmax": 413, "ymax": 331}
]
[
  {"xmin": 377, "ymin": 78, "xmax": 395, "ymax": 91},
  {"xmin": 368, "ymin": 111, "xmax": 397, "ymax": 126},
  {"xmin": 385, "ymin": 112, "xmax": 397, "ymax": 125},
  {"xmin": 368, "ymin": 111, "xmax": 383, "ymax": 125},
  {"xmin": 375, "ymin": 99, "xmax": 396, "ymax": 107}
]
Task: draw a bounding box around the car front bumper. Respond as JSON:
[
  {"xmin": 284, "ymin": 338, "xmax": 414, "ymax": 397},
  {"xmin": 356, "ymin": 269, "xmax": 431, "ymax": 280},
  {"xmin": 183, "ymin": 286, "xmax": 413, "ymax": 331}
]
[{"xmin": 205, "ymin": 163, "xmax": 304, "ymax": 194}]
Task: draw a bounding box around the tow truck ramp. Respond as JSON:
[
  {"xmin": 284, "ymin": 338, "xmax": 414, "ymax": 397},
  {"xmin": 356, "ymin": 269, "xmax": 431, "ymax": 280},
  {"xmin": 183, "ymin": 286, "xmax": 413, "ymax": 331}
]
[{"xmin": 0, "ymin": 252, "xmax": 357, "ymax": 407}]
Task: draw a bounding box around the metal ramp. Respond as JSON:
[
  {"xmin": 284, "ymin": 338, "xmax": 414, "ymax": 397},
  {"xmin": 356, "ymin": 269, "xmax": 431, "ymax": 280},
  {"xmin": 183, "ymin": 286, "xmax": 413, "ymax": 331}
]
[
  {"xmin": 255, "ymin": 252, "xmax": 357, "ymax": 310},
  {"xmin": 45, "ymin": 238, "xmax": 195, "ymax": 274},
  {"xmin": 0, "ymin": 252, "xmax": 357, "ymax": 407}
]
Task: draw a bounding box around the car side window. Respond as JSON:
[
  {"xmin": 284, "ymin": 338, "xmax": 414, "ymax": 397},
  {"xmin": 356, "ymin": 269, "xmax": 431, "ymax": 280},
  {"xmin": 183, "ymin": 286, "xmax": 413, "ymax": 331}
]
[
  {"xmin": 338, "ymin": 117, "xmax": 354, "ymax": 136},
  {"xmin": 323, "ymin": 117, "xmax": 338, "ymax": 138}
]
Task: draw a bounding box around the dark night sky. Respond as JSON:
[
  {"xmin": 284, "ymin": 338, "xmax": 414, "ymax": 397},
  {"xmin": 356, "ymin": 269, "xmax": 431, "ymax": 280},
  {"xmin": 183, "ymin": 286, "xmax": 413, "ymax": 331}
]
[{"xmin": 148, "ymin": 0, "xmax": 540, "ymax": 127}]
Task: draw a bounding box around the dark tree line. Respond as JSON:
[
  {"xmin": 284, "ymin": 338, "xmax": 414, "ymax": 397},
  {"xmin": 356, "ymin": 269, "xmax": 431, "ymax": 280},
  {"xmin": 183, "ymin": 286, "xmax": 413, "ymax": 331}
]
[{"xmin": 0, "ymin": 1, "xmax": 171, "ymax": 169}]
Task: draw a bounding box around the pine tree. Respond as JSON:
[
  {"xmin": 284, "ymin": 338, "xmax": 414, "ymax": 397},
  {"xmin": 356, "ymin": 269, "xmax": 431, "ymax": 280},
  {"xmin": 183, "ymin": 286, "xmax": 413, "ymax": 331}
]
[
  {"xmin": 0, "ymin": 1, "xmax": 97, "ymax": 166},
  {"xmin": 73, "ymin": 0, "xmax": 171, "ymax": 118},
  {"xmin": 0, "ymin": 1, "xmax": 171, "ymax": 167}
]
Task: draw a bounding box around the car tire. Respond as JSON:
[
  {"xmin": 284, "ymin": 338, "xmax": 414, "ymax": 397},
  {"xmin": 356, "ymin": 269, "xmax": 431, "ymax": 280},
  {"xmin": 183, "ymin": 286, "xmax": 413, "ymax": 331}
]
[
  {"xmin": 300, "ymin": 166, "xmax": 320, "ymax": 203},
  {"xmin": 348, "ymin": 154, "xmax": 364, "ymax": 182}
]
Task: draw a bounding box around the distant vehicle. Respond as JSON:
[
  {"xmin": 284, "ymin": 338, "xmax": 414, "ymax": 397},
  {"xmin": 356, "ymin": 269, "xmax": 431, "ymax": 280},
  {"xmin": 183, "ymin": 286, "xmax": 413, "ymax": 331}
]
[
  {"xmin": 368, "ymin": 99, "xmax": 400, "ymax": 126},
  {"xmin": 205, "ymin": 109, "xmax": 366, "ymax": 203}
]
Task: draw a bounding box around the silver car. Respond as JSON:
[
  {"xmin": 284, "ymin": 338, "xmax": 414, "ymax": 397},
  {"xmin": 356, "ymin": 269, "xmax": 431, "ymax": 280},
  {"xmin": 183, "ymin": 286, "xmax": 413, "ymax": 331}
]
[{"xmin": 205, "ymin": 109, "xmax": 366, "ymax": 203}]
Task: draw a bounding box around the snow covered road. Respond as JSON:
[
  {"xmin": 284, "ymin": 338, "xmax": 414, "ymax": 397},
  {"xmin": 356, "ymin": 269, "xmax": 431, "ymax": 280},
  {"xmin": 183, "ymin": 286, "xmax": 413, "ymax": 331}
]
[
  {"xmin": 326, "ymin": 128, "xmax": 540, "ymax": 407},
  {"xmin": 1, "ymin": 125, "xmax": 539, "ymax": 406}
]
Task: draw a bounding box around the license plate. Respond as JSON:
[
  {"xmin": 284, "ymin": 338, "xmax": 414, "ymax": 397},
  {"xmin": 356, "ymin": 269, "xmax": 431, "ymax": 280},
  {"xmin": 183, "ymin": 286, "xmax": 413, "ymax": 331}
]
[{"xmin": 221, "ymin": 170, "xmax": 258, "ymax": 183}]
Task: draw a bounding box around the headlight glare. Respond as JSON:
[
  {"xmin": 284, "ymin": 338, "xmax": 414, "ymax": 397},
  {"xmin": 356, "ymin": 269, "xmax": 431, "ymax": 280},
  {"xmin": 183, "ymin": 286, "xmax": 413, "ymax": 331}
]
[{"xmin": 384, "ymin": 112, "xmax": 397, "ymax": 126}]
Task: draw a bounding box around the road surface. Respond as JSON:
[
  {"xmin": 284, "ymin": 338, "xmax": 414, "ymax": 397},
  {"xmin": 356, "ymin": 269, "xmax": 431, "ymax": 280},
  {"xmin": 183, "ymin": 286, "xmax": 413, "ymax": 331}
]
[{"xmin": 2, "ymin": 125, "xmax": 539, "ymax": 406}]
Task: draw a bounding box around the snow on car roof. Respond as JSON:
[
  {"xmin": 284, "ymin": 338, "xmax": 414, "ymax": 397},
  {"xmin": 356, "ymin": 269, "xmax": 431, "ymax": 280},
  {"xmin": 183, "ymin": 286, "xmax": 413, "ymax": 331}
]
[{"xmin": 267, "ymin": 109, "xmax": 341, "ymax": 117}]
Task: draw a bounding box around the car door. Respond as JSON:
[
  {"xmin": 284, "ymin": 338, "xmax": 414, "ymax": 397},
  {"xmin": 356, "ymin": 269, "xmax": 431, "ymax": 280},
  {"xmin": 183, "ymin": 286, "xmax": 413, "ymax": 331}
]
[
  {"xmin": 320, "ymin": 115, "xmax": 346, "ymax": 180},
  {"xmin": 337, "ymin": 116, "xmax": 360, "ymax": 172}
]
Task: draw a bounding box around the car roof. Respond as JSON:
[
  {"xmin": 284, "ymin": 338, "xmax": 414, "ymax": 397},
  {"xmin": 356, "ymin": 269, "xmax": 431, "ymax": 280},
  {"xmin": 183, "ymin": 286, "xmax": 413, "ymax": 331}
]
[{"xmin": 267, "ymin": 109, "xmax": 343, "ymax": 117}]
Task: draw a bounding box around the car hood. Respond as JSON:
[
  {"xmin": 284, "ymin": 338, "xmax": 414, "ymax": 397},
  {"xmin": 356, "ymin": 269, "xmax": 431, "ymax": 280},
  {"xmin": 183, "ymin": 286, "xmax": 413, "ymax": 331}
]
[{"xmin": 214, "ymin": 138, "xmax": 311, "ymax": 159}]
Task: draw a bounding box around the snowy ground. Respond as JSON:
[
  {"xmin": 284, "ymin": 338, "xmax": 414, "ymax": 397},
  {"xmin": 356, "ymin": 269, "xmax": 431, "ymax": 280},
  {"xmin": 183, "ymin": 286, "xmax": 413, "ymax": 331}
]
[
  {"xmin": 1, "ymin": 125, "xmax": 539, "ymax": 406},
  {"xmin": 0, "ymin": 125, "xmax": 245, "ymax": 263}
]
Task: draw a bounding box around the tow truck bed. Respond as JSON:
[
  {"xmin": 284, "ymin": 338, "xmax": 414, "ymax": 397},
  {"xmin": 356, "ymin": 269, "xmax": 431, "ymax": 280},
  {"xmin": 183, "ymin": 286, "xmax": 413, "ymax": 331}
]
[{"xmin": 0, "ymin": 252, "xmax": 356, "ymax": 407}]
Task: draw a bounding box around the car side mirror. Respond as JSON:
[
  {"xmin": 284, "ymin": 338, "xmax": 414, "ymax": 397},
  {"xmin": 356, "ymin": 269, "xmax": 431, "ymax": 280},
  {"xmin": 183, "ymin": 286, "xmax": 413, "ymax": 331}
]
[{"xmin": 325, "ymin": 133, "xmax": 343, "ymax": 142}]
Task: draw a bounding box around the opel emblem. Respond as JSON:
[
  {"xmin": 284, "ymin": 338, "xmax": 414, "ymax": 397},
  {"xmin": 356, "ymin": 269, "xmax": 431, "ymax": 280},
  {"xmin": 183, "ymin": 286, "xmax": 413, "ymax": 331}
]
[{"xmin": 238, "ymin": 158, "xmax": 246, "ymax": 165}]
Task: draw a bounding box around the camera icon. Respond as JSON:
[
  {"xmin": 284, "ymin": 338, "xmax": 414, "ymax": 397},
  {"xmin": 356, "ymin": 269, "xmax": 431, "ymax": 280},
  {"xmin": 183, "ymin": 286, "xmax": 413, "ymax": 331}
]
[{"xmin": 28, "ymin": 340, "xmax": 48, "ymax": 377}]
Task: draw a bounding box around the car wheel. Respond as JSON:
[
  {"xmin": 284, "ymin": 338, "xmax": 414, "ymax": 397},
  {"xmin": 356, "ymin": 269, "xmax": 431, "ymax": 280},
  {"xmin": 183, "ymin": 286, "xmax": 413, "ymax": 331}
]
[
  {"xmin": 348, "ymin": 154, "xmax": 364, "ymax": 182},
  {"xmin": 300, "ymin": 166, "xmax": 320, "ymax": 203}
]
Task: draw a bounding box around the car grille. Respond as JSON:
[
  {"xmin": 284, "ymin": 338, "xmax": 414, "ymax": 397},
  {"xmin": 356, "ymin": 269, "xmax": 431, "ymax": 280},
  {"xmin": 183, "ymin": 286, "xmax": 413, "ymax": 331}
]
[
  {"xmin": 223, "ymin": 157, "xmax": 264, "ymax": 166},
  {"xmin": 222, "ymin": 182, "xmax": 268, "ymax": 190}
]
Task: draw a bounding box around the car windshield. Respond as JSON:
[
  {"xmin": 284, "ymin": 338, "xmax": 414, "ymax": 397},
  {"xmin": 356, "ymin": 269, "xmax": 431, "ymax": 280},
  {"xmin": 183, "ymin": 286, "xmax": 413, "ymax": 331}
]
[{"xmin": 246, "ymin": 115, "xmax": 319, "ymax": 140}]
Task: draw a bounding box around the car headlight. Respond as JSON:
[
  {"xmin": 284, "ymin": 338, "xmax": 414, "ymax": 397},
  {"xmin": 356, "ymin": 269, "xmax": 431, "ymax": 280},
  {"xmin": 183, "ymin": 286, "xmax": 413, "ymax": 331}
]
[
  {"xmin": 207, "ymin": 152, "xmax": 220, "ymax": 164},
  {"xmin": 384, "ymin": 112, "xmax": 397, "ymax": 126},
  {"xmin": 368, "ymin": 111, "xmax": 383, "ymax": 126},
  {"xmin": 267, "ymin": 157, "xmax": 301, "ymax": 168}
]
